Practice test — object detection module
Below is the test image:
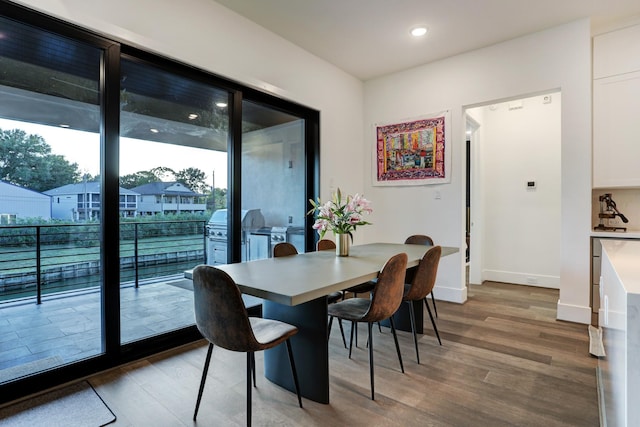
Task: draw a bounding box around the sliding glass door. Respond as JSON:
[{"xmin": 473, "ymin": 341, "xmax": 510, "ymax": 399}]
[
  {"xmin": 241, "ymin": 101, "xmax": 307, "ymax": 258},
  {"xmin": 118, "ymin": 56, "xmax": 230, "ymax": 343},
  {"xmin": 0, "ymin": 14, "xmax": 105, "ymax": 379}
]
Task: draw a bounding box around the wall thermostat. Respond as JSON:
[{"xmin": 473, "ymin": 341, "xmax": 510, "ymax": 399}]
[{"xmin": 526, "ymin": 181, "xmax": 536, "ymax": 189}]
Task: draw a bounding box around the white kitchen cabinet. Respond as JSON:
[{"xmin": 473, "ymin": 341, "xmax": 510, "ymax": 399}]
[
  {"xmin": 592, "ymin": 23, "xmax": 640, "ymax": 189},
  {"xmin": 593, "ymin": 71, "xmax": 640, "ymax": 188},
  {"xmin": 593, "ymin": 24, "xmax": 640, "ymax": 80}
]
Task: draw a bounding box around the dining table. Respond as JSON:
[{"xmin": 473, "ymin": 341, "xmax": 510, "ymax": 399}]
[{"xmin": 213, "ymin": 242, "xmax": 458, "ymax": 404}]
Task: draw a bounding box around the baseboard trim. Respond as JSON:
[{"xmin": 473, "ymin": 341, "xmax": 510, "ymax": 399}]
[
  {"xmin": 432, "ymin": 284, "xmax": 467, "ymax": 304},
  {"xmin": 557, "ymin": 300, "xmax": 591, "ymax": 324},
  {"xmin": 483, "ymin": 269, "xmax": 559, "ymax": 288}
]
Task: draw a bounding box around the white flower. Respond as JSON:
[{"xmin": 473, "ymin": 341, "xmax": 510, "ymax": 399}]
[{"xmin": 307, "ymin": 188, "xmax": 372, "ymax": 239}]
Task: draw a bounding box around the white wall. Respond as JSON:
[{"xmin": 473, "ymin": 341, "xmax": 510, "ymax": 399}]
[
  {"xmin": 241, "ymin": 121, "xmax": 306, "ymax": 227},
  {"xmin": 363, "ymin": 20, "xmax": 592, "ymax": 322},
  {"xmin": 15, "ymin": 0, "xmax": 365, "ymax": 210},
  {"xmin": 0, "ymin": 181, "xmax": 51, "ymax": 220},
  {"xmin": 468, "ymin": 93, "xmax": 562, "ymax": 288}
]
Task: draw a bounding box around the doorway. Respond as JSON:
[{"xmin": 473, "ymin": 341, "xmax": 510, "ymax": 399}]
[{"xmin": 465, "ymin": 92, "xmax": 562, "ymax": 289}]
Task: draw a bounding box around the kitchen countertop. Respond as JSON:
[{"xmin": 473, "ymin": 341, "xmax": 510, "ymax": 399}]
[
  {"xmin": 591, "ymin": 230, "xmax": 640, "ymax": 239},
  {"xmin": 601, "ymin": 239, "xmax": 640, "ymax": 295}
]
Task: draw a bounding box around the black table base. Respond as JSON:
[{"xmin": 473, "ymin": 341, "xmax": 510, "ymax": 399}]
[{"xmin": 263, "ymin": 296, "xmax": 330, "ymax": 404}]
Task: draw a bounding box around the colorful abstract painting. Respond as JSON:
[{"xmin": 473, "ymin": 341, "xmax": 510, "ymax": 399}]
[{"xmin": 374, "ymin": 112, "xmax": 449, "ymax": 185}]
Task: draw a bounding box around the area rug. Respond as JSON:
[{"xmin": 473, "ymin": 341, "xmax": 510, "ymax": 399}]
[{"xmin": 0, "ymin": 381, "xmax": 116, "ymax": 426}]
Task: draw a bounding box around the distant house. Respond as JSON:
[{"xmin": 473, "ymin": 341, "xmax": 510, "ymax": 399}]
[
  {"xmin": 0, "ymin": 180, "xmax": 51, "ymax": 223},
  {"xmin": 131, "ymin": 182, "xmax": 206, "ymax": 216},
  {"xmin": 44, "ymin": 182, "xmax": 139, "ymax": 220}
]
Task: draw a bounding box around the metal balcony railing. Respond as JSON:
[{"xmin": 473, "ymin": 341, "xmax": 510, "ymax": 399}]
[{"xmin": 0, "ymin": 219, "xmax": 207, "ymax": 305}]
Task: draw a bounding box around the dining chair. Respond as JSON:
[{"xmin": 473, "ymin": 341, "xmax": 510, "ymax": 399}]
[
  {"xmin": 273, "ymin": 241, "xmax": 298, "ymax": 257},
  {"xmin": 404, "ymin": 234, "xmax": 438, "ymax": 317},
  {"xmin": 316, "ymin": 238, "xmax": 335, "ymax": 251},
  {"xmin": 327, "ymin": 252, "xmax": 408, "ymax": 400},
  {"xmin": 318, "ymin": 238, "xmax": 381, "ymax": 345},
  {"xmin": 191, "ymin": 265, "xmax": 303, "ymax": 426},
  {"xmin": 403, "ymin": 245, "xmax": 442, "ymax": 364},
  {"xmin": 315, "ymin": 239, "xmax": 348, "ymax": 348}
]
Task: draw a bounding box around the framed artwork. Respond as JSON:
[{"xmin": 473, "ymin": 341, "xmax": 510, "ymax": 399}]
[{"xmin": 373, "ymin": 111, "xmax": 450, "ymax": 186}]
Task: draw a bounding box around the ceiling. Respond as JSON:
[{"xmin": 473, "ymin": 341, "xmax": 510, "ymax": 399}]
[{"xmin": 213, "ymin": 0, "xmax": 640, "ymax": 81}]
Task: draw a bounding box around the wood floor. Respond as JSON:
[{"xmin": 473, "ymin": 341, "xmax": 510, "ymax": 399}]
[{"xmin": 88, "ymin": 282, "xmax": 599, "ymax": 426}]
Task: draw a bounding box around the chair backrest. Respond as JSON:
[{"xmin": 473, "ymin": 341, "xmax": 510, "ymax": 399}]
[
  {"xmin": 273, "ymin": 242, "xmax": 298, "ymax": 257},
  {"xmin": 192, "ymin": 264, "xmax": 261, "ymax": 352},
  {"xmin": 404, "ymin": 246, "xmax": 441, "ymax": 301},
  {"xmin": 404, "ymin": 234, "xmax": 434, "ymax": 246},
  {"xmin": 316, "ymin": 239, "xmax": 336, "ymax": 251},
  {"xmin": 362, "ymin": 252, "xmax": 408, "ymax": 322}
]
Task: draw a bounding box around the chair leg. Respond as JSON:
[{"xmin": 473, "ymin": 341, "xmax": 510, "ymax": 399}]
[
  {"xmin": 408, "ymin": 300, "xmax": 420, "ymax": 364},
  {"xmin": 285, "ymin": 339, "xmax": 303, "ymax": 408},
  {"xmin": 367, "ymin": 322, "xmax": 375, "ymax": 400},
  {"xmin": 424, "ymin": 297, "xmax": 442, "ymax": 345},
  {"xmin": 348, "ymin": 321, "xmax": 355, "ymax": 359},
  {"xmin": 327, "ymin": 316, "xmax": 348, "ymax": 349},
  {"xmin": 193, "ymin": 342, "xmax": 214, "ymax": 421},
  {"xmin": 355, "ymin": 321, "xmax": 359, "ymax": 347},
  {"xmin": 389, "ymin": 316, "xmax": 405, "ymax": 373},
  {"xmin": 431, "ymin": 290, "xmax": 438, "ymax": 318},
  {"xmin": 251, "ymin": 352, "xmax": 256, "ymax": 387},
  {"xmin": 246, "ymin": 353, "xmax": 252, "ymax": 427},
  {"xmin": 338, "ymin": 319, "xmax": 347, "ymax": 348}
]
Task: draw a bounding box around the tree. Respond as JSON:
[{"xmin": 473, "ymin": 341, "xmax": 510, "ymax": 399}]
[
  {"xmin": 121, "ymin": 166, "xmax": 210, "ymax": 195},
  {"xmin": 0, "ymin": 128, "xmax": 81, "ymax": 192},
  {"xmin": 120, "ymin": 166, "xmax": 180, "ymax": 188},
  {"xmin": 120, "ymin": 170, "xmax": 163, "ymax": 188},
  {"xmin": 175, "ymin": 167, "xmax": 208, "ymax": 194},
  {"xmin": 211, "ymin": 187, "xmax": 227, "ymax": 210}
]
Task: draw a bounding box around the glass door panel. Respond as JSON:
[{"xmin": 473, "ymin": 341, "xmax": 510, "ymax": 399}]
[
  {"xmin": 241, "ymin": 101, "xmax": 306, "ymax": 259},
  {"xmin": 0, "ymin": 16, "xmax": 103, "ymax": 379},
  {"xmin": 118, "ymin": 57, "xmax": 229, "ymax": 343}
]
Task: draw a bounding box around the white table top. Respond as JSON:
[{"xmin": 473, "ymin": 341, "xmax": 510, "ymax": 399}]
[{"xmin": 214, "ymin": 243, "xmax": 458, "ymax": 306}]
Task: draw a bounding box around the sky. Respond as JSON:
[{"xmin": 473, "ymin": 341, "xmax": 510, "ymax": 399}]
[{"xmin": 0, "ymin": 118, "xmax": 228, "ymax": 188}]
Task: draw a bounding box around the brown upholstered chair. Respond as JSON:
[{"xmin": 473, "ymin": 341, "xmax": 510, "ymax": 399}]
[
  {"xmin": 404, "ymin": 234, "xmax": 438, "ymax": 317},
  {"xmin": 192, "ymin": 265, "xmax": 302, "ymax": 426},
  {"xmin": 403, "ymin": 245, "xmax": 442, "ymax": 364},
  {"xmin": 273, "ymin": 241, "xmax": 298, "ymax": 257},
  {"xmin": 327, "ymin": 252, "xmax": 408, "ymax": 400},
  {"xmin": 316, "ymin": 238, "xmax": 335, "ymax": 251}
]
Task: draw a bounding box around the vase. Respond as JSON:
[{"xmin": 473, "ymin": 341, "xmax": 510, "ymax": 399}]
[{"xmin": 336, "ymin": 233, "xmax": 350, "ymax": 257}]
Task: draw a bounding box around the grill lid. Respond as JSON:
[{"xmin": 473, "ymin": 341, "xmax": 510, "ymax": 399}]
[{"xmin": 207, "ymin": 209, "xmax": 265, "ymax": 230}]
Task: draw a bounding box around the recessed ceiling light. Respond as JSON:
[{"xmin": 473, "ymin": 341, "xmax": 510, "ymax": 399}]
[
  {"xmin": 59, "ymin": 124, "xmax": 70, "ymax": 128},
  {"xmin": 410, "ymin": 26, "xmax": 428, "ymax": 37},
  {"xmin": 150, "ymin": 128, "xmax": 159, "ymax": 133},
  {"xmin": 215, "ymin": 102, "xmax": 228, "ymax": 108},
  {"xmin": 188, "ymin": 113, "xmax": 198, "ymax": 120}
]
